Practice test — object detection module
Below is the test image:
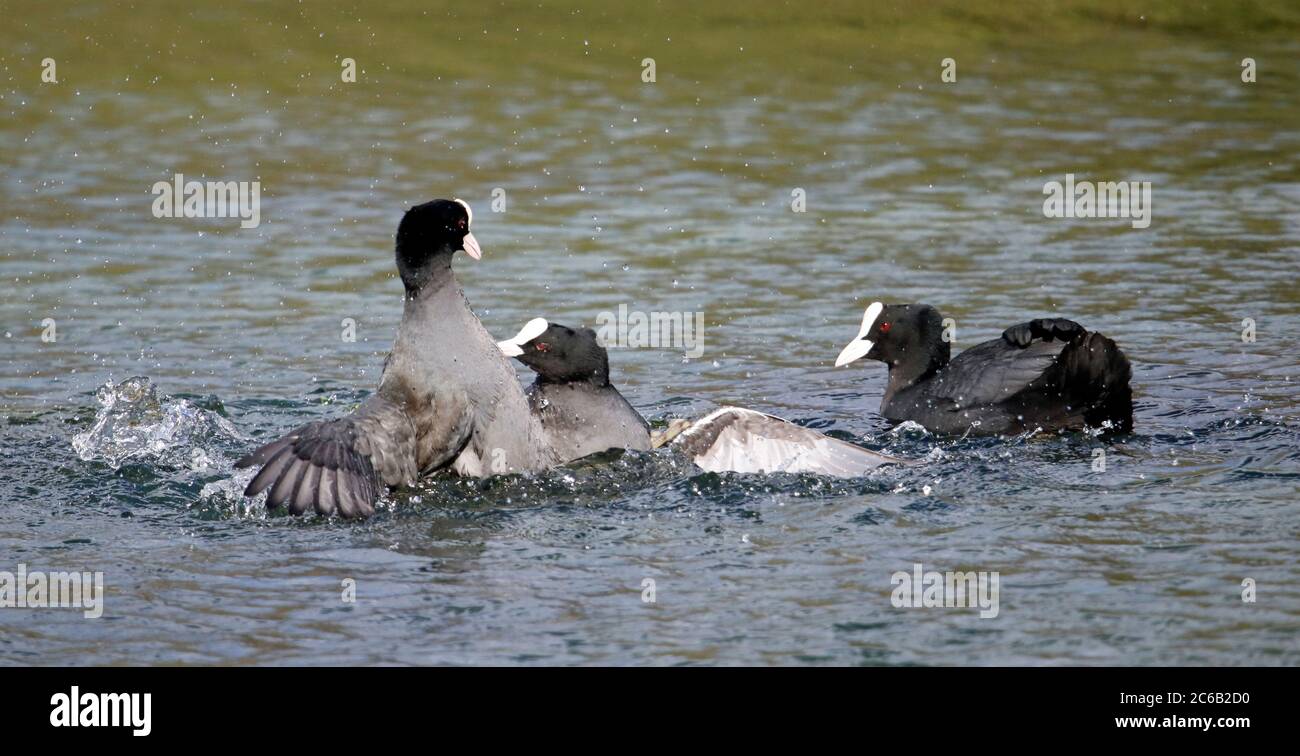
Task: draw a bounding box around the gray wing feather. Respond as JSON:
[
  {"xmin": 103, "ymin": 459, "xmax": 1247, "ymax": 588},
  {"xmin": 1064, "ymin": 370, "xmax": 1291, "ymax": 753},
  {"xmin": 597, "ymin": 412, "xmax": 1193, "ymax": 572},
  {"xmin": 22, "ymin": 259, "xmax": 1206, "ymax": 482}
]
[
  {"xmin": 234, "ymin": 394, "xmax": 417, "ymax": 518},
  {"xmin": 674, "ymin": 407, "xmax": 911, "ymax": 477},
  {"xmin": 244, "ymin": 445, "xmax": 295, "ymax": 497},
  {"xmin": 350, "ymin": 397, "xmax": 420, "ymax": 486},
  {"xmin": 935, "ymin": 338, "xmax": 1067, "ymax": 407}
]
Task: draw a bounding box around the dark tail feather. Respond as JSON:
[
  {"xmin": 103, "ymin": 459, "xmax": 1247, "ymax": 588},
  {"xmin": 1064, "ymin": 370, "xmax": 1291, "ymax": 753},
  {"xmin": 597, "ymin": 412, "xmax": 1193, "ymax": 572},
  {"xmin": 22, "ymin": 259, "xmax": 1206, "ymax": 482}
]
[{"xmin": 1061, "ymin": 331, "xmax": 1133, "ymax": 433}]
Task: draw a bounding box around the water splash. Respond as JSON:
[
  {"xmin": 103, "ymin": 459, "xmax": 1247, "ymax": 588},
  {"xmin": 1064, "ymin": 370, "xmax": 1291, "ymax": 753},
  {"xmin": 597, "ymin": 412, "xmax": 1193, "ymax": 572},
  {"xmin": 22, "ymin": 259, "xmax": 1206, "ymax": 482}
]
[
  {"xmin": 888, "ymin": 420, "xmax": 931, "ymax": 438},
  {"xmin": 197, "ymin": 467, "xmax": 263, "ymax": 516},
  {"xmin": 71, "ymin": 376, "xmax": 243, "ymax": 470}
]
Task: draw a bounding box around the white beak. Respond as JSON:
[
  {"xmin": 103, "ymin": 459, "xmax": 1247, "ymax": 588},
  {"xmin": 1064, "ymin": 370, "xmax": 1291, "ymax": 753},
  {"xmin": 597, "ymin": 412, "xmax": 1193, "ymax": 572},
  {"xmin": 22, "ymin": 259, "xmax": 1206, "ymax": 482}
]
[
  {"xmin": 497, "ymin": 317, "xmax": 549, "ymax": 357},
  {"xmin": 834, "ymin": 338, "xmax": 874, "ymax": 367},
  {"xmin": 461, "ymin": 231, "xmax": 482, "ymax": 260},
  {"xmin": 835, "ymin": 301, "xmax": 883, "ymax": 367}
]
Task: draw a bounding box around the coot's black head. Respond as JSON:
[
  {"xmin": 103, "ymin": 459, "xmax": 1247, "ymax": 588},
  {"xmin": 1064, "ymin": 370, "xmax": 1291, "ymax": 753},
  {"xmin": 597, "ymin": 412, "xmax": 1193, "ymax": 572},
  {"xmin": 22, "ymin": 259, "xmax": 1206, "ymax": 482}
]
[
  {"xmin": 395, "ymin": 198, "xmax": 481, "ymax": 292},
  {"xmin": 834, "ymin": 302, "xmax": 949, "ymax": 370},
  {"xmin": 498, "ymin": 319, "xmax": 610, "ymax": 385}
]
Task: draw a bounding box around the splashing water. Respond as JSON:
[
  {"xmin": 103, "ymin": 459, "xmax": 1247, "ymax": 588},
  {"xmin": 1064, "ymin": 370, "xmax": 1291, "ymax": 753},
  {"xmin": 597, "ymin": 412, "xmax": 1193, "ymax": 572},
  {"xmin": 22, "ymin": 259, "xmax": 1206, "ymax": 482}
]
[{"xmin": 71, "ymin": 376, "xmax": 243, "ymax": 471}]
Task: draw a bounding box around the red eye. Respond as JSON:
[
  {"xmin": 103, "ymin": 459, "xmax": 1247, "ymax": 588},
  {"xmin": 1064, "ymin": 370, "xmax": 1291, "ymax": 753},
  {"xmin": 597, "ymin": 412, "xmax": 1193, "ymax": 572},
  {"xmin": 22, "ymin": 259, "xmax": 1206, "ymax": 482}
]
[
  {"xmin": 456, "ymin": 219, "xmax": 467, "ymax": 231},
  {"xmin": 536, "ymin": 342, "xmax": 550, "ymax": 352},
  {"xmin": 879, "ymin": 322, "xmax": 891, "ymax": 334}
]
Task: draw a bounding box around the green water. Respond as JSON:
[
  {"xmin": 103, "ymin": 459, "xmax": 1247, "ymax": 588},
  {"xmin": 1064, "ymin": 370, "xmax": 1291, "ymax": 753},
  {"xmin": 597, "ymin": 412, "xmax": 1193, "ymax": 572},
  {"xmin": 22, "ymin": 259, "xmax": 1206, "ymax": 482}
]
[{"xmin": 1, "ymin": 1, "xmax": 1297, "ymax": 665}]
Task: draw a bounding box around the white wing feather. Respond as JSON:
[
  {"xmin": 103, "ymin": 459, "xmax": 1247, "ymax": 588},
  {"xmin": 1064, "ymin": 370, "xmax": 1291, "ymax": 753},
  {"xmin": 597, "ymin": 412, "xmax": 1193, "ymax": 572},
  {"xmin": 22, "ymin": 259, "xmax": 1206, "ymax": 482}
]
[{"xmin": 675, "ymin": 407, "xmax": 910, "ymax": 476}]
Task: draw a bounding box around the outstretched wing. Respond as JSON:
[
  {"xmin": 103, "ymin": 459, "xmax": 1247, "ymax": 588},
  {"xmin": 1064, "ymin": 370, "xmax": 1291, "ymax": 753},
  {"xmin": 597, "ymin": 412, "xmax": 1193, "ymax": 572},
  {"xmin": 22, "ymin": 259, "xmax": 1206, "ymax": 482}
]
[
  {"xmin": 235, "ymin": 395, "xmax": 417, "ymax": 518},
  {"xmin": 671, "ymin": 407, "xmax": 911, "ymax": 477}
]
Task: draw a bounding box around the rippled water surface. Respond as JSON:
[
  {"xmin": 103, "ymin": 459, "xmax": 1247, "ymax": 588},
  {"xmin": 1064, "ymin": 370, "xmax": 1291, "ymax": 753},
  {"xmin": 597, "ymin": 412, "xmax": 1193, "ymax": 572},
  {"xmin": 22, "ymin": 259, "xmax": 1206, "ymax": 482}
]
[{"xmin": 2, "ymin": 2, "xmax": 1298, "ymax": 665}]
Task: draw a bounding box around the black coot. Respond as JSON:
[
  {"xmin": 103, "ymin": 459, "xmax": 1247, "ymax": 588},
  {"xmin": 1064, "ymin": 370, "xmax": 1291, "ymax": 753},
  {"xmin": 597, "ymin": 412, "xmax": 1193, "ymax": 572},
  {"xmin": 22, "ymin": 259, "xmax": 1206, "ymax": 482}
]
[
  {"xmin": 834, "ymin": 302, "xmax": 1133, "ymax": 436},
  {"xmin": 235, "ymin": 199, "xmax": 556, "ymax": 518},
  {"xmin": 497, "ymin": 318, "xmax": 652, "ymax": 461}
]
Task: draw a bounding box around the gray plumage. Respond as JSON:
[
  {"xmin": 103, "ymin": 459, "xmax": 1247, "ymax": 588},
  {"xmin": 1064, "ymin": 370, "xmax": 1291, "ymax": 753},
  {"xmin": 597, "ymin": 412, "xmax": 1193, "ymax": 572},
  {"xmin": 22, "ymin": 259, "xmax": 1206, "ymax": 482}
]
[
  {"xmin": 382, "ymin": 268, "xmax": 555, "ymax": 477},
  {"xmin": 498, "ymin": 321, "xmax": 651, "ymax": 462},
  {"xmin": 527, "ymin": 381, "xmax": 652, "ymax": 461},
  {"xmin": 236, "ymin": 199, "xmax": 556, "ymax": 518},
  {"xmin": 239, "ymin": 395, "xmax": 415, "ymax": 517}
]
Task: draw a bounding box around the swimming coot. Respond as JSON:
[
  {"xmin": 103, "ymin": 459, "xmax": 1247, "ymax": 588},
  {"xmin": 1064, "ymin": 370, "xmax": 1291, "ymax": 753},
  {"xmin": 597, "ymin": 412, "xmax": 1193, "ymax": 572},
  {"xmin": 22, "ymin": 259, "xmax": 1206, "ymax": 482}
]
[
  {"xmin": 498, "ymin": 318, "xmax": 652, "ymax": 460},
  {"xmin": 834, "ymin": 302, "xmax": 1133, "ymax": 436}
]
